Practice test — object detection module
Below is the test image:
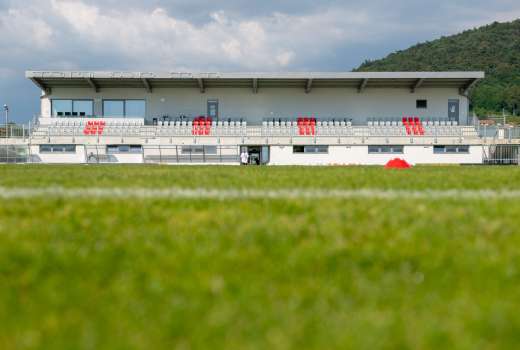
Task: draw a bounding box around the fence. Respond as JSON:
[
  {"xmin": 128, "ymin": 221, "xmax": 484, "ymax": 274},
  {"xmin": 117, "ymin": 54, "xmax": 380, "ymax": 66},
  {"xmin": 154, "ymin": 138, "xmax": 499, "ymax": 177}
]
[
  {"xmin": 0, "ymin": 124, "xmax": 33, "ymax": 139},
  {"xmin": 143, "ymin": 145, "xmax": 239, "ymax": 164},
  {"xmin": 483, "ymin": 144, "xmax": 520, "ymax": 165},
  {"xmin": 78, "ymin": 144, "xmax": 240, "ymax": 164},
  {"xmin": 0, "ymin": 145, "xmax": 30, "ymax": 163}
]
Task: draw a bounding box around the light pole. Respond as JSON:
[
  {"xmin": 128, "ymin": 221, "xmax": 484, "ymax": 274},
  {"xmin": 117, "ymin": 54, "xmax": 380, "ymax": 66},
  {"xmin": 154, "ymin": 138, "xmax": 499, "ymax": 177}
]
[{"xmin": 3, "ymin": 104, "xmax": 8, "ymax": 138}]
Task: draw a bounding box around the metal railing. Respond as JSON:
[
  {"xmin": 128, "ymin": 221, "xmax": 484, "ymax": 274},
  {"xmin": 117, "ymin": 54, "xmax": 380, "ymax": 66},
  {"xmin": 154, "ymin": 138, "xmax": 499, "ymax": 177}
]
[
  {"xmin": 1, "ymin": 123, "xmax": 33, "ymax": 139},
  {"xmin": 0, "ymin": 145, "xmax": 30, "ymax": 163},
  {"xmin": 143, "ymin": 145, "xmax": 239, "ymax": 164},
  {"xmin": 28, "ymin": 123, "xmax": 482, "ymax": 139},
  {"xmin": 483, "ymin": 144, "xmax": 520, "ymax": 165}
]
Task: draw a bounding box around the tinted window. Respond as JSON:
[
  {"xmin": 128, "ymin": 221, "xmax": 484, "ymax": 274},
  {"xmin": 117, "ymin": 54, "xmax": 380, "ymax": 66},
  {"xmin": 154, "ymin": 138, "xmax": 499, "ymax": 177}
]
[
  {"xmin": 73, "ymin": 100, "xmax": 93, "ymax": 116},
  {"xmin": 368, "ymin": 145, "xmax": 404, "ymax": 154},
  {"xmin": 434, "ymin": 145, "xmax": 470, "ymax": 154},
  {"xmin": 416, "ymin": 100, "xmax": 428, "ymax": 109},
  {"xmin": 181, "ymin": 146, "xmax": 217, "ymax": 155},
  {"xmin": 125, "ymin": 100, "xmax": 146, "ymax": 118},
  {"xmin": 39, "ymin": 144, "xmax": 76, "ymax": 153},
  {"xmin": 103, "ymin": 100, "xmax": 125, "ymax": 117},
  {"xmin": 51, "ymin": 100, "xmax": 73, "ymax": 117},
  {"xmin": 107, "ymin": 145, "xmax": 142, "ymax": 154},
  {"xmin": 293, "ymin": 145, "xmax": 328, "ymax": 153}
]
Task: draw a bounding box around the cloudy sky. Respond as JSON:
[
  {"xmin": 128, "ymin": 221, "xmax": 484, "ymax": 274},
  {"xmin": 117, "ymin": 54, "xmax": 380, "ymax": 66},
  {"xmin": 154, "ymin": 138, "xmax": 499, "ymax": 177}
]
[{"xmin": 1, "ymin": 0, "xmax": 520, "ymax": 122}]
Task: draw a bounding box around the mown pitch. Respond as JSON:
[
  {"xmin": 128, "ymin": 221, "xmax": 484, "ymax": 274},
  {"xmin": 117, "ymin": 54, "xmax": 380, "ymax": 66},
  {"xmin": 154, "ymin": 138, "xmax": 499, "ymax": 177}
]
[{"xmin": 1, "ymin": 165, "xmax": 520, "ymax": 349}]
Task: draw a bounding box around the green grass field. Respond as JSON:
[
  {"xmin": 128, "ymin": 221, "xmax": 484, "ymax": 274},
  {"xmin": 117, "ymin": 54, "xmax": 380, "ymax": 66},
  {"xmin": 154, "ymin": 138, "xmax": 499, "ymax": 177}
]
[{"xmin": 1, "ymin": 165, "xmax": 520, "ymax": 349}]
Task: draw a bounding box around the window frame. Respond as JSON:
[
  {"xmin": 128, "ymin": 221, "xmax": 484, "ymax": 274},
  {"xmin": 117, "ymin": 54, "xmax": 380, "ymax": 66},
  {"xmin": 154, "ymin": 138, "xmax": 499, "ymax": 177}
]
[
  {"xmin": 293, "ymin": 145, "xmax": 329, "ymax": 154},
  {"xmin": 106, "ymin": 144, "xmax": 143, "ymax": 154},
  {"xmin": 102, "ymin": 100, "xmax": 126, "ymax": 118},
  {"xmin": 433, "ymin": 145, "xmax": 470, "ymax": 154},
  {"xmin": 368, "ymin": 145, "xmax": 404, "ymax": 154},
  {"xmin": 416, "ymin": 99, "xmax": 428, "ymax": 109},
  {"xmin": 181, "ymin": 145, "xmax": 218, "ymax": 155},
  {"xmin": 102, "ymin": 99, "xmax": 146, "ymax": 118},
  {"xmin": 51, "ymin": 99, "xmax": 94, "ymax": 117},
  {"xmin": 39, "ymin": 144, "xmax": 77, "ymax": 153}
]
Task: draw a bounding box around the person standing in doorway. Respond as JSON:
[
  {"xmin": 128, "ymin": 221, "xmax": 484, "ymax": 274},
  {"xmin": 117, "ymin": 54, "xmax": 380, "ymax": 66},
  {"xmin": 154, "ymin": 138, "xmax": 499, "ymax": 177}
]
[{"xmin": 240, "ymin": 150, "xmax": 249, "ymax": 165}]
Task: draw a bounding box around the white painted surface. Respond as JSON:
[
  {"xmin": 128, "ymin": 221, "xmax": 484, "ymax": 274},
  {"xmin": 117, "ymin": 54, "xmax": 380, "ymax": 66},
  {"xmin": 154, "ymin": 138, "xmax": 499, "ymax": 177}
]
[
  {"xmin": 269, "ymin": 145, "xmax": 483, "ymax": 165},
  {"xmin": 108, "ymin": 153, "xmax": 143, "ymax": 164},
  {"xmin": 31, "ymin": 145, "xmax": 86, "ymax": 164},
  {"xmin": 43, "ymin": 86, "xmax": 468, "ymax": 124}
]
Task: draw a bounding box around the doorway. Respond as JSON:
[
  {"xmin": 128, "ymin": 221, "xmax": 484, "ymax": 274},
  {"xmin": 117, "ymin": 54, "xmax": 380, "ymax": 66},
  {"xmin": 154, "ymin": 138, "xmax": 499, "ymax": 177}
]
[
  {"xmin": 241, "ymin": 146, "xmax": 269, "ymax": 165},
  {"xmin": 448, "ymin": 99, "xmax": 460, "ymax": 123},
  {"xmin": 207, "ymin": 99, "xmax": 219, "ymax": 120}
]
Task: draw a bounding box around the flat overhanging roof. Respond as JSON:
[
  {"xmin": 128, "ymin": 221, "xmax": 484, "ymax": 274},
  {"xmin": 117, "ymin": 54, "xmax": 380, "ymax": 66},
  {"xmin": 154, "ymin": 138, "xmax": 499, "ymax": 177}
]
[{"xmin": 26, "ymin": 71, "xmax": 485, "ymax": 94}]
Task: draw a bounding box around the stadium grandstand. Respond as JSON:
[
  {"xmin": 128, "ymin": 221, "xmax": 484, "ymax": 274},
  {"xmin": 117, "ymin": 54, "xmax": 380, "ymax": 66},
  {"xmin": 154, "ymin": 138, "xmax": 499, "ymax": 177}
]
[{"xmin": 0, "ymin": 70, "xmax": 519, "ymax": 165}]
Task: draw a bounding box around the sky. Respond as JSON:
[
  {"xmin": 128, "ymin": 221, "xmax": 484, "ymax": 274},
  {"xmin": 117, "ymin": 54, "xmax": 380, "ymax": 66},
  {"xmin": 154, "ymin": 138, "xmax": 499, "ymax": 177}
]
[{"xmin": 1, "ymin": 0, "xmax": 520, "ymax": 122}]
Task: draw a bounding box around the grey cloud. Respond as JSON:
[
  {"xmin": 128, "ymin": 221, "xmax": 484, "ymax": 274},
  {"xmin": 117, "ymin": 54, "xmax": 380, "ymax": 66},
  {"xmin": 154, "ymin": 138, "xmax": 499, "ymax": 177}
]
[{"xmin": 0, "ymin": 0, "xmax": 519, "ymax": 122}]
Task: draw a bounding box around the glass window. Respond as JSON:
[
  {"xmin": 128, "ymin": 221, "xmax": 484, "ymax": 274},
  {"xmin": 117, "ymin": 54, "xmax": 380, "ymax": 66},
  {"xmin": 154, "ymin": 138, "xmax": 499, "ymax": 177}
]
[
  {"xmin": 181, "ymin": 146, "xmax": 217, "ymax": 154},
  {"xmin": 40, "ymin": 144, "xmax": 76, "ymax": 153},
  {"xmin": 103, "ymin": 100, "xmax": 146, "ymax": 118},
  {"xmin": 293, "ymin": 145, "xmax": 328, "ymax": 154},
  {"xmin": 107, "ymin": 145, "xmax": 142, "ymax": 154},
  {"xmin": 73, "ymin": 100, "xmax": 93, "ymax": 117},
  {"xmin": 103, "ymin": 100, "xmax": 125, "ymax": 117},
  {"xmin": 368, "ymin": 145, "xmax": 404, "ymax": 154},
  {"xmin": 52, "ymin": 100, "xmax": 93, "ymax": 117},
  {"xmin": 51, "ymin": 100, "xmax": 72, "ymax": 117},
  {"xmin": 125, "ymin": 100, "xmax": 146, "ymax": 118},
  {"xmin": 434, "ymin": 145, "xmax": 470, "ymax": 154},
  {"xmin": 416, "ymin": 100, "xmax": 428, "ymax": 109}
]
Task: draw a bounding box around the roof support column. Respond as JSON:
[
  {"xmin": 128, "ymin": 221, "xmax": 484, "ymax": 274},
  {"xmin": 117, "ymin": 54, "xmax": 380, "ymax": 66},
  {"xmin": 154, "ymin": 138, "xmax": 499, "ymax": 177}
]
[
  {"xmin": 358, "ymin": 78, "xmax": 369, "ymax": 93},
  {"xmin": 305, "ymin": 79, "xmax": 313, "ymax": 94},
  {"xmin": 197, "ymin": 78, "xmax": 205, "ymax": 93},
  {"xmin": 85, "ymin": 78, "xmax": 99, "ymax": 93},
  {"xmin": 252, "ymin": 78, "xmax": 258, "ymax": 94},
  {"xmin": 411, "ymin": 78, "xmax": 425, "ymax": 93},
  {"xmin": 142, "ymin": 78, "xmax": 152, "ymax": 93},
  {"xmin": 460, "ymin": 78, "xmax": 479, "ymax": 96}
]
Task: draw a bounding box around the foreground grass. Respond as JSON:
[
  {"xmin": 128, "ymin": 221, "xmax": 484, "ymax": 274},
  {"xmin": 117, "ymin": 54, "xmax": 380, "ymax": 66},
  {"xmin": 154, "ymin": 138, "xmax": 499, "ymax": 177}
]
[
  {"xmin": 1, "ymin": 164, "xmax": 520, "ymax": 189},
  {"xmin": 1, "ymin": 165, "xmax": 520, "ymax": 349}
]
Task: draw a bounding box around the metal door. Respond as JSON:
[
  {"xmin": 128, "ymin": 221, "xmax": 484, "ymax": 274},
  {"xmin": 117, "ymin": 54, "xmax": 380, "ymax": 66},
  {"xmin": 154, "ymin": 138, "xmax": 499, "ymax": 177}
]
[
  {"xmin": 448, "ymin": 99, "xmax": 460, "ymax": 122},
  {"xmin": 207, "ymin": 99, "xmax": 219, "ymax": 120}
]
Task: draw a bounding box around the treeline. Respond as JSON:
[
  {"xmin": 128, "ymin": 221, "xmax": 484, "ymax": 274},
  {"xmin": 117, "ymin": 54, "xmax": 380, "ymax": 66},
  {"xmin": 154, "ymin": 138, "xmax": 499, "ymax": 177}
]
[{"xmin": 355, "ymin": 20, "xmax": 520, "ymax": 116}]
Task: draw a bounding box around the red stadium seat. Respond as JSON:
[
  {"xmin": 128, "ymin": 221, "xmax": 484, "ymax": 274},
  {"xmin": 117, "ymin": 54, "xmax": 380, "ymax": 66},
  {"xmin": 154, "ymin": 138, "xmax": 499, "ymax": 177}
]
[
  {"xmin": 415, "ymin": 117, "xmax": 425, "ymax": 135},
  {"xmin": 297, "ymin": 117, "xmax": 304, "ymax": 135},
  {"xmin": 310, "ymin": 118, "xmax": 316, "ymax": 136},
  {"xmin": 403, "ymin": 116, "xmax": 412, "ymax": 135},
  {"xmin": 204, "ymin": 118, "xmax": 211, "ymax": 135},
  {"xmin": 304, "ymin": 117, "xmax": 310, "ymax": 135}
]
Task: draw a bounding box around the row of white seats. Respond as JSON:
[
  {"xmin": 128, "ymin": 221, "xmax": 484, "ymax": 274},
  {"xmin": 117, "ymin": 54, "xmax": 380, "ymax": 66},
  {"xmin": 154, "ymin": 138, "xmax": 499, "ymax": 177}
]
[
  {"xmin": 262, "ymin": 121, "xmax": 353, "ymax": 127},
  {"xmin": 365, "ymin": 125, "xmax": 467, "ymax": 137},
  {"xmin": 46, "ymin": 125, "xmax": 142, "ymax": 137},
  {"xmin": 51, "ymin": 120, "xmax": 143, "ymax": 127},
  {"xmin": 158, "ymin": 121, "xmax": 247, "ymax": 127},
  {"xmin": 155, "ymin": 125, "xmax": 247, "ymax": 136},
  {"xmin": 368, "ymin": 120, "xmax": 459, "ymax": 127}
]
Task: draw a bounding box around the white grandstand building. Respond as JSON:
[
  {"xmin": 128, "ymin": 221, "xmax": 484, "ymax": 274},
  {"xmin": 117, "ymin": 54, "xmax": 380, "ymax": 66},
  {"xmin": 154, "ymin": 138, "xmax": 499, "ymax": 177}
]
[{"xmin": 4, "ymin": 69, "xmax": 512, "ymax": 165}]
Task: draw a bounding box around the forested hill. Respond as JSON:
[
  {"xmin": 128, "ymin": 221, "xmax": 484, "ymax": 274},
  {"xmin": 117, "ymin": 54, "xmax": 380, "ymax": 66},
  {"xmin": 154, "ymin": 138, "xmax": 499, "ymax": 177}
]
[{"xmin": 355, "ymin": 20, "xmax": 520, "ymax": 115}]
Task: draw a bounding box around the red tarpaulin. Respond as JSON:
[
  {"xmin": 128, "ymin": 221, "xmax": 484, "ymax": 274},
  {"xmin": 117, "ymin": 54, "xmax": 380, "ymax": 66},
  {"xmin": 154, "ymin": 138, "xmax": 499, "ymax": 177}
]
[{"xmin": 385, "ymin": 158, "xmax": 412, "ymax": 169}]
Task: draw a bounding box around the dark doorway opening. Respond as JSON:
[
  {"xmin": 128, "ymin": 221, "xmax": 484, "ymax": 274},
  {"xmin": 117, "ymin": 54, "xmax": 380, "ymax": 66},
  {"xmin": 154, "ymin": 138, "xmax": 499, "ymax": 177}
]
[{"xmin": 241, "ymin": 146, "xmax": 269, "ymax": 165}]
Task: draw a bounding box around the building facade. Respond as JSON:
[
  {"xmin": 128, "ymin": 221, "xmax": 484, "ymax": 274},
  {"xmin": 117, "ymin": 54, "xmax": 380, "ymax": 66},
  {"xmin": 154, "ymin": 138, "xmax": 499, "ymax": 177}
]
[{"xmin": 24, "ymin": 70, "xmax": 487, "ymax": 165}]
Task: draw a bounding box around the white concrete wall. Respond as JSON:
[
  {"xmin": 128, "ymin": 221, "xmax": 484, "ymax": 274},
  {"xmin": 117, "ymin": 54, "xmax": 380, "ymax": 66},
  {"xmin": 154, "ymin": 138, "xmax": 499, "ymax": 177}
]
[
  {"xmin": 28, "ymin": 143, "xmax": 483, "ymax": 165},
  {"xmin": 269, "ymin": 145, "xmax": 483, "ymax": 165},
  {"xmin": 31, "ymin": 145, "xmax": 86, "ymax": 164},
  {"xmin": 41, "ymin": 86, "xmax": 469, "ymax": 124},
  {"xmin": 108, "ymin": 154, "xmax": 143, "ymax": 164}
]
